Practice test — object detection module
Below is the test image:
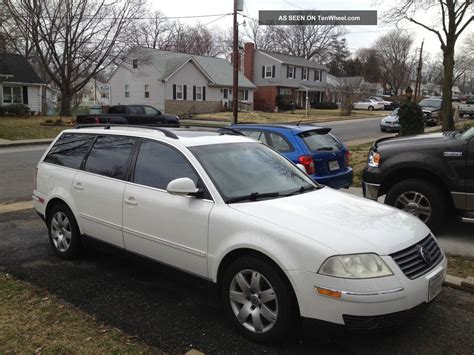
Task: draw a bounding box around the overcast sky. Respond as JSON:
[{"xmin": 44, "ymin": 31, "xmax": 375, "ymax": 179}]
[{"xmin": 152, "ymin": 0, "xmax": 472, "ymax": 61}]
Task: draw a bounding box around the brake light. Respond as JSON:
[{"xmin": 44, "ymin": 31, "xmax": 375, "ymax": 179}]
[
  {"xmin": 94, "ymin": 116, "xmax": 100, "ymax": 124},
  {"xmin": 298, "ymin": 155, "xmax": 315, "ymax": 174},
  {"xmin": 345, "ymin": 150, "xmax": 350, "ymax": 166}
]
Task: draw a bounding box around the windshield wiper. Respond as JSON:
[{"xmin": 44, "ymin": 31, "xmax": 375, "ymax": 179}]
[
  {"xmin": 226, "ymin": 192, "xmax": 281, "ymax": 204},
  {"xmin": 283, "ymin": 185, "xmax": 316, "ymax": 196},
  {"xmin": 316, "ymin": 146, "xmax": 334, "ymax": 151}
]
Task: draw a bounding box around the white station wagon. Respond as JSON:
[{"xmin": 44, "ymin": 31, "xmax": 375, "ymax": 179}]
[{"xmin": 33, "ymin": 125, "xmax": 447, "ymax": 343}]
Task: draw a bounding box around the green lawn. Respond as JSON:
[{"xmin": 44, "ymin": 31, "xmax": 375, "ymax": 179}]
[
  {"xmin": 0, "ymin": 272, "xmax": 159, "ymax": 353},
  {"xmin": 0, "ymin": 116, "xmax": 75, "ymax": 140},
  {"xmin": 193, "ymin": 109, "xmax": 384, "ymax": 124}
]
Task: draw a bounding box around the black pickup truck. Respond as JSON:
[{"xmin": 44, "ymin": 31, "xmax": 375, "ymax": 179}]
[
  {"xmin": 76, "ymin": 105, "xmax": 180, "ymax": 125},
  {"xmin": 362, "ymin": 128, "xmax": 474, "ymax": 230}
]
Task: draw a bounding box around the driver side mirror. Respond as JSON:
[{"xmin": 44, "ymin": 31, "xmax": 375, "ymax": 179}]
[
  {"xmin": 296, "ymin": 163, "xmax": 306, "ymax": 173},
  {"xmin": 166, "ymin": 177, "xmax": 202, "ymax": 196}
]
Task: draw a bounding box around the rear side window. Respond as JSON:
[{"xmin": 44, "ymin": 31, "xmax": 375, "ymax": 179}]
[
  {"xmin": 133, "ymin": 140, "xmax": 198, "ymax": 190},
  {"xmin": 84, "ymin": 135, "xmax": 135, "ymax": 180},
  {"xmin": 128, "ymin": 106, "xmax": 144, "ymax": 114},
  {"xmin": 299, "ymin": 131, "xmax": 342, "ymax": 151},
  {"xmin": 108, "ymin": 106, "xmax": 125, "ymax": 114},
  {"xmin": 265, "ymin": 132, "xmax": 292, "ymax": 152},
  {"xmin": 44, "ymin": 134, "xmax": 95, "ymax": 169}
]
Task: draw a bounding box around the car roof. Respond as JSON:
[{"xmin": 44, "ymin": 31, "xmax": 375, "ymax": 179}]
[
  {"xmin": 60, "ymin": 126, "xmax": 256, "ymax": 148},
  {"xmin": 231, "ymin": 123, "xmax": 330, "ymax": 134}
]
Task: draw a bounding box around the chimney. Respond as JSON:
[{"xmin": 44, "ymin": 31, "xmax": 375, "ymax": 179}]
[{"xmin": 244, "ymin": 42, "xmax": 255, "ymax": 82}]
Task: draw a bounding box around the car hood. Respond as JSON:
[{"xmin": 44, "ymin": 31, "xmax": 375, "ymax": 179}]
[
  {"xmin": 230, "ymin": 187, "xmax": 430, "ymax": 255},
  {"xmin": 421, "ymin": 106, "xmax": 440, "ymax": 113},
  {"xmin": 382, "ymin": 115, "xmax": 399, "ymax": 123},
  {"xmin": 376, "ymin": 132, "xmax": 455, "ymax": 149}
]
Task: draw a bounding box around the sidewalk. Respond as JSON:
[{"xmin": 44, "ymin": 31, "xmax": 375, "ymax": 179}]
[{"xmin": 0, "ymin": 138, "xmax": 53, "ymax": 147}]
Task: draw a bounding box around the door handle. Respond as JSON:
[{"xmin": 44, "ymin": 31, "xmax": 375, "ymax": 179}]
[
  {"xmin": 124, "ymin": 197, "xmax": 138, "ymax": 206},
  {"xmin": 73, "ymin": 182, "xmax": 84, "ymax": 190}
]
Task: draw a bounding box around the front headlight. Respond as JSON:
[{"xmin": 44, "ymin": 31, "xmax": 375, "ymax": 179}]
[
  {"xmin": 318, "ymin": 254, "xmax": 393, "ymax": 279},
  {"xmin": 368, "ymin": 150, "xmax": 381, "ymax": 167}
]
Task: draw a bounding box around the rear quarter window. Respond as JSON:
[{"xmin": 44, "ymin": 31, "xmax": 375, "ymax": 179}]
[
  {"xmin": 44, "ymin": 133, "xmax": 95, "ymax": 169},
  {"xmin": 299, "ymin": 131, "xmax": 342, "ymax": 151}
]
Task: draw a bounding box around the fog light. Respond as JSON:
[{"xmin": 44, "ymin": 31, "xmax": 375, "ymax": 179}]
[{"xmin": 316, "ymin": 287, "xmax": 342, "ymax": 299}]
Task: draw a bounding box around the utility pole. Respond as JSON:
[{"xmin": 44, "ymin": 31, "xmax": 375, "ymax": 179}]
[
  {"xmin": 232, "ymin": 0, "xmax": 239, "ymax": 124},
  {"xmin": 414, "ymin": 40, "xmax": 424, "ymax": 100}
]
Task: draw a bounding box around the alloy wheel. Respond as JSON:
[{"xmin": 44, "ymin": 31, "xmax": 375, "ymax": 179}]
[
  {"xmin": 229, "ymin": 270, "xmax": 278, "ymax": 334},
  {"xmin": 394, "ymin": 190, "xmax": 432, "ymax": 223},
  {"xmin": 50, "ymin": 211, "xmax": 72, "ymax": 252}
]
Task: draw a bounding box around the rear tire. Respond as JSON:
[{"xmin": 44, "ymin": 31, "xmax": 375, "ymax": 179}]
[
  {"xmin": 385, "ymin": 179, "xmax": 447, "ymax": 231},
  {"xmin": 221, "ymin": 255, "xmax": 298, "ymax": 343},
  {"xmin": 46, "ymin": 203, "xmax": 82, "ymax": 259}
]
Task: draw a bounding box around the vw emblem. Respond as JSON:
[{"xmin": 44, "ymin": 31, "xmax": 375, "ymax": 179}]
[{"xmin": 419, "ymin": 246, "xmax": 432, "ymax": 265}]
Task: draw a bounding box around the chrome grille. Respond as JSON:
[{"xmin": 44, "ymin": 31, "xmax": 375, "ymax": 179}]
[{"xmin": 390, "ymin": 235, "xmax": 443, "ymax": 279}]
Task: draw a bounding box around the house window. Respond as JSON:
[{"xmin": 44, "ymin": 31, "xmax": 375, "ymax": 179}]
[
  {"xmin": 287, "ymin": 66, "xmax": 294, "ymax": 79},
  {"xmin": 280, "ymin": 88, "xmax": 292, "ymax": 96},
  {"xmin": 124, "ymin": 85, "xmax": 129, "ymax": 98},
  {"xmin": 195, "ymin": 86, "xmax": 203, "ymax": 100},
  {"xmin": 144, "ymin": 84, "xmax": 150, "ymax": 98},
  {"xmin": 3, "ymin": 86, "xmax": 22, "ymax": 104},
  {"xmin": 265, "ymin": 65, "xmax": 273, "ymax": 78},
  {"xmin": 132, "ymin": 59, "xmax": 138, "ymax": 69},
  {"xmin": 238, "ymin": 89, "xmax": 249, "ymax": 101},
  {"xmin": 176, "ymin": 85, "xmax": 183, "ymax": 100},
  {"xmin": 302, "ymin": 68, "xmax": 308, "ymax": 80},
  {"xmin": 314, "ymin": 70, "xmax": 321, "ymax": 82}
]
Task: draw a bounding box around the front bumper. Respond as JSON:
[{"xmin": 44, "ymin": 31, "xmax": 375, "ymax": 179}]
[
  {"xmin": 380, "ymin": 122, "xmax": 400, "ymax": 132},
  {"xmin": 288, "ymin": 256, "xmax": 447, "ymax": 327},
  {"xmin": 362, "ymin": 181, "xmax": 380, "ymax": 200}
]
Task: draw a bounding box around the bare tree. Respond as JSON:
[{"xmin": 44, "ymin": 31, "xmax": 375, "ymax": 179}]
[
  {"xmin": 127, "ymin": 10, "xmax": 173, "ymax": 50},
  {"xmin": 243, "ymin": 19, "xmax": 278, "ymax": 51},
  {"xmin": 375, "ymin": 30, "xmax": 413, "ymax": 95},
  {"xmin": 331, "ymin": 76, "xmax": 373, "ymax": 116},
  {"xmin": 3, "ymin": 0, "xmax": 145, "ymax": 116},
  {"xmin": 384, "ymin": 0, "xmax": 474, "ymax": 130}
]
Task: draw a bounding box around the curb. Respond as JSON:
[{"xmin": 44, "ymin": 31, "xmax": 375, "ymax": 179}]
[
  {"xmin": 444, "ymin": 274, "xmax": 474, "ymax": 294},
  {"xmin": 0, "ymin": 139, "xmax": 53, "ymax": 148}
]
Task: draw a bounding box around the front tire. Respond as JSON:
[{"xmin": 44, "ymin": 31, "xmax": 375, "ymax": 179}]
[
  {"xmin": 221, "ymin": 255, "xmax": 298, "ymax": 343},
  {"xmin": 368, "ymin": 106, "xmax": 374, "ymax": 111},
  {"xmin": 385, "ymin": 179, "xmax": 447, "ymax": 231},
  {"xmin": 47, "ymin": 203, "xmax": 82, "ymax": 259}
]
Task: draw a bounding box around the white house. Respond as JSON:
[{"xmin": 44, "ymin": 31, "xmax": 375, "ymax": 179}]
[
  {"xmin": 79, "ymin": 79, "xmax": 111, "ymax": 107},
  {"xmin": 0, "ymin": 53, "xmax": 46, "ymax": 114},
  {"xmin": 109, "ymin": 47, "xmax": 256, "ymax": 116}
]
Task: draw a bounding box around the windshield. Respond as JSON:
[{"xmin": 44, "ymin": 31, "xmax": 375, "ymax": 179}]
[
  {"xmin": 419, "ymin": 99, "xmax": 442, "ymax": 109},
  {"xmin": 390, "ymin": 108, "xmax": 399, "ymax": 116},
  {"xmin": 189, "ymin": 142, "xmax": 318, "ymax": 202}
]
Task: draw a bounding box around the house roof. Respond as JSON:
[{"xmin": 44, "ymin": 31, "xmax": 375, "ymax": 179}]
[
  {"xmin": 0, "ymin": 53, "xmax": 45, "ymax": 84},
  {"xmin": 136, "ymin": 48, "xmax": 256, "ymax": 89},
  {"xmin": 258, "ymin": 51, "xmax": 328, "ymax": 71}
]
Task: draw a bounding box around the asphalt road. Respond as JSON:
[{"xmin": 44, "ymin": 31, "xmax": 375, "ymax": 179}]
[
  {"xmin": 318, "ymin": 116, "xmax": 393, "ymax": 142},
  {"xmin": 1, "ymin": 209, "xmax": 473, "ymax": 354}
]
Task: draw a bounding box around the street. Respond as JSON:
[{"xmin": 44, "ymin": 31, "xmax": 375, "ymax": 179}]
[
  {"xmin": 318, "ymin": 115, "xmax": 393, "ymax": 142},
  {"xmin": 0, "ymin": 208, "xmax": 473, "ymax": 354}
]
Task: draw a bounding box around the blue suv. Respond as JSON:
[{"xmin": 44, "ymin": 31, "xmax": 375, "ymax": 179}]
[{"xmin": 231, "ymin": 124, "xmax": 353, "ymax": 189}]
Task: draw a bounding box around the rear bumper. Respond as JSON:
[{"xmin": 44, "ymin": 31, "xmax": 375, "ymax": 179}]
[{"xmin": 311, "ymin": 167, "xmax": 353, "ymax": 189}]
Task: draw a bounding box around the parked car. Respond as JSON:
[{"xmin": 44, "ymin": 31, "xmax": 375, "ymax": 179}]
[
  {"xmin": 353, "ymin": 99, "xmax": 384, "ymax": 111},
  {"xmin": 380, "ymin": 108, "xmax": 400, "ymax": 132},
  {"xmin": 230, "ymin": 124, "xmax": 353, "ymax": 189},
  {"xmin": 76, "ymin": 105, "xmax": 180, "ymax": 126},
  {"xmin": 418, "ymin": 98, "xmax": 442, "ymax": 126},
  {"xmin": 33, "ymin": 125, "xmax": 446, "ymax": 342},
  {"xmin": 370, "ymin": 96, "xmax": 399, "ymax": 110},
  {"xmin": 452, "ymin": 95, "xmax": 461, "ymax": 102},
  {"xmin": 362, "ymin": 127, "xmax": 474, "ymax": 230},
  {"xmin": 459, "ymin": 97, "xmax": 474, "ymax": 118}
]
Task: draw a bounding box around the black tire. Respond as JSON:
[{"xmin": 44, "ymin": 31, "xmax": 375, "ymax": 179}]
[
  {"xmin": 385, "ymin": 179, "xmax": 447, "ymax": 231},
  {"xmin": 368, "ymin": 106, "xmax": 374, "ymax": 111},
  {"xmin": 46, "ymin": 203, "xmax": 82, "ymax": 259},
  {"xmin": 221, "ymin": 255, "xmax": 298, "ymax": 343},
  {"xmin": 380, "ymin": 127, "xmax": 386, "ymax": 132}
]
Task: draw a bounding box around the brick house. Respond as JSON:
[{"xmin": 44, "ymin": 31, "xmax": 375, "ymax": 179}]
[
  {"xmin": 242, "ymin": 43, "xmax": 329, "ymax": 111},
  {"xmin": 109, "ymin": 47, "xmax": 256, "ymax": 116}
]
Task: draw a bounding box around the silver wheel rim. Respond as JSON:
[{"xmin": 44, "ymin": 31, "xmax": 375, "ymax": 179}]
[
  {"xmin": 395, "ymin": 191, "xmax": 432, "ymax": 223},
  {"xmin": 50, "ymin": 212, "xmax": 72, "ymax": 252},
  {"xmin": 229, "ymin": 270, "xmax": 278, "ymax": 334}
]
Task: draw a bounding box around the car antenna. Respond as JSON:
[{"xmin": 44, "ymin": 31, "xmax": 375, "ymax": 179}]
[{"xmin": 296, "ymin": 120, "xmax": 302, "ymax": 126}]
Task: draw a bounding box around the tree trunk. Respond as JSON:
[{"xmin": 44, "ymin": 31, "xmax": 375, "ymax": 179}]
[
  {"xmin": 60, "ymin": 93, "xmax": 72, "ymax": 117},
  {"xmin": 440, "ymin": 43, "xmax": 455, "ymax": 130}
]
